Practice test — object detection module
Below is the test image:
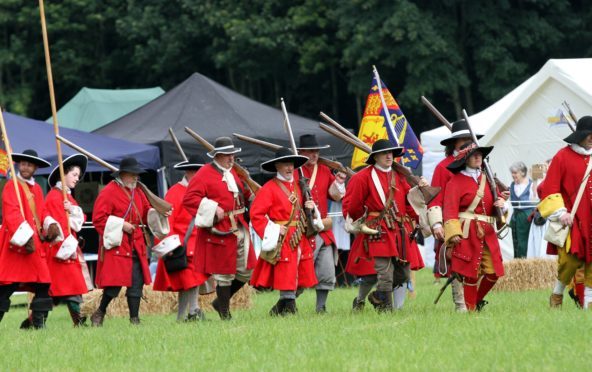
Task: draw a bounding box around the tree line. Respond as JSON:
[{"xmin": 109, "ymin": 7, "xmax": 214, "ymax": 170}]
[{"xmin": 0, "ymin": 0, "xmax": 590, "ymax": 134}]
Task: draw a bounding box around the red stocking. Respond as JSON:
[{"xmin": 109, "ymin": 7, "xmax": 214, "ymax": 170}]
[
  {"xmin": 575, "ymin": 282, "xmax": 585, "ymax": 308},
  {"xmin": 463, "ymin": 277, "xmax": 479, "ymax": 311},
  {"xmin": 477, "ymin": 274, "xmax": 498, "ymax": 303}
]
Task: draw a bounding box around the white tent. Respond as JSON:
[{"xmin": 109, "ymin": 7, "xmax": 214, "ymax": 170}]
[{"xmin": 419, "ymin": 58, "xmax": 592, "ymax": 265}]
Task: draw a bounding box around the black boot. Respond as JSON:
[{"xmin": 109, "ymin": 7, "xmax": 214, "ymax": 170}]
[
  {"xmin": 269, "ymin": 299, "xmax": 286, "ymax": 316},
  {"xmin": 368, "ymin": 291, "xmax": 392, "ymax": 313},
  {"xmin": 282, "ymin": 299, "xmax": 297, "ymax": 315},
  {"xmin": 66, "ymin": 301, "xmax": 87, "ymax": 327},
  {"xmin": 229, "ymin": 279, "xmax": 246, "ymax": 297},
  {"xmin": 212, "ymin": 285, "xmax": 232, "ymax": 320},
  {"xmin": 0, "ymin": 298, "xmax": 11, "ymax": 324},
  {"xmin": 352, "ymin": 297, "xmax": 365, "ymax": 312},
  {"xmin": 30, "ymin": 297, "xmax": 53, "ymax": 329}
]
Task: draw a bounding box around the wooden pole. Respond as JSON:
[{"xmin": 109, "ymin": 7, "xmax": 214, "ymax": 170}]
[
  {"xmin": 168, "ymin": 128, "xmax": 188, "ymax": 162},
  {"xmin": 39, "ymin": 0, "xmax": 69, "ymax": 233},
  {"xmin": 0, "ymin": 108, "xmax": 25, "ymax": 218}
]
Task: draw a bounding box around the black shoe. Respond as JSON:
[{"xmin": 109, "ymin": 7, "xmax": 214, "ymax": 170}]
[
  {"xmin": 282, "ymin": 299, "xmax": 297, "ymax": 315},
  {"xmin": 130, "ymin": 317, "xmax": 141, "ymax": 325},
  {"xmin": 90, "ymin": 309, "xmax": 106, "ymax": 327},
  {"xmin": 352, "ymin": 297, "xmax": 365, "ymax": 312},
  {"xmin": 368, "ymin": 291, "xmax": 383, "ymax": 309},
  {"xmin": 568, "ymin": 288, "xmax": 582, "ymax": 309},
  {"xmin": 19, "ymin": 317, "xmax": 32, "ymax": 330},
  {"xmin": 476, "ymin": 300, "xmax": 489, "ymax": 312},
  {"xmin": 212, "ymin": 285, "xmax": 232, "ymax": 320},
  {"xmin": 269, "ymin": 299, "xmax": 286, "ymax": 316},
  {"xmin": 368, "ymin": 291, "xmax": 392, "ymax": 313},
  {"xmin": 186, "ymin": 309, "xmax": 206, "ymax": 322}
]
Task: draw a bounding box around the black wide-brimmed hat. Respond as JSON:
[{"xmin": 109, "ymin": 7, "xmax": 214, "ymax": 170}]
[
  {"xmin": 564, "ymin": 116, "xmax": 592, "ymax": 144},
  {"xmin": 365, "ymin": 139, "xmax": 405, "ymax": 165},
  {"xmin": 174, "ymin": 154, "xmax": 206, "ymax": 171},
  {"xmin": 48, "ymin": 154, "xmax": 88, "ymax": 187},
  {"xmin": 11, "ymin": 149, "xmax": 51, "ymax": 168},
  {"xmin": 261, "ymin": 147, "xmax": 309, "ymax": 172},
  {"xmin": 111, "ymin": 157, "xmax": 146, "ymax": 178},
  {"xmin": 297, "ymin": 134, "xmax": 330, "ymax": 150},
  {"xmin": 207, "ymin": 137, "xmax": 242, "ymax": 158},
  {"xmin": 440, "ymin": 119, "xmax": 483, "ymax": 146},
  {"xmin": 446, "ymin": 142, "xmax": 493, "ymax": 173}
]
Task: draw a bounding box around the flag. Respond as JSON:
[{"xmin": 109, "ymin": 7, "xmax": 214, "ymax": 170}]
[
  {"xmin": 351, "ymin": 74, "xmax": 423, "ymax": 169},
  {"xmin": 547, "ymin": 108, "xmax": 572, "ymax": 128},
  {"xmin": 0, "ymin": 146, "xmax": 8, "ymax": 177}
]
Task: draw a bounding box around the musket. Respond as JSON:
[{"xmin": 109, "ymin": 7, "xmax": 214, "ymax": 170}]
[
  {"xmin": 184, "ymin": 127, "xmax": 261, "ymax": 194},
  {"xmin": 318, "ymin": 122, "xmax": 441, "ymax": 204},
  {"xmin": 421, "ymin": 98, "xmax": 508, "ymax": 193},
  {"xmin": 56, "ymin": 134, "xmax": 172, "ymax": 215},
  {"xmin": 562, "ymin": 101, "xmax": 577, "ymax": 132},
  {"xmin": 420, "ymin": 96, "xmax": 453, "ymax": 130},
  {"xmin": 280, "ymin": 98, "xmax": 316, "ymax": 237},
  {"xmin": 168, "ymin": 128, "xmax": 188, "ymax": 162},
  {"xmin": 232, "ymin": 132, "xmax": 355, "ymax": 177},
  {"xmin": 462, "ymin": 110, "xmax": 508, "ymax": 237}
]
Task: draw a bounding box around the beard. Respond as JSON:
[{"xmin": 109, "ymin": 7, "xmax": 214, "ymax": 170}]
[{"xmin": 124, "ymin": 181, "xmax": 138, "ymax": 189}]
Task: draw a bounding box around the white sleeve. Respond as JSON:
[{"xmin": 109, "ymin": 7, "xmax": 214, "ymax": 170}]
[
  {"xmin": 103, "ymin": 215, "xmax": 124, "ymax": 250},
  {"xmin": 261, "ymin": 220, "xmax": 281, "ymax": 252},
  {"xmin": 195, "ymin": 197, "xmax": 219, "ymax": 228},
  {"xmin": 68, "ymin": 206, "xmax": 85, "ymax": 233},
  {"xmin": 10, "ymin": 221, "xmax": 34, "ymax": 247}
]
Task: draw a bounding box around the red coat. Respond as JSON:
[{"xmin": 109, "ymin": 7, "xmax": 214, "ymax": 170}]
[
  {"xmin": 249, "ymin": 178, "xmax": 317, "ymax": 290},
  {"xmin": 428, "ymin": 155, "xmax": 455, "ymax": 272},
  {"xmin": 92, "ymin": 181, "xmax": 152, "ymax": 288},
  {"xmin": 343, "ymin": 166, "xmax": 424, "ymax": 276},
  {"xmin": 427, "ymin": 155, "xmax": 455, "ymax": 211},
  {"xmin": 297, "ymin": 163, "xmax": 338, "ymax": 248},
  {"xmin": 443, "ymin": 173, "xmax": 504, "ymax": 279},
  {"xmin": 153, "ymin": 181, "xmax": 208, "ymax": 291},
  {"xmin": 44, "ymin": 188, "xmax": 88, "ymax": 297},
  {"xmin": 182, "ymin": 164, "xmax": 256, "ymax": 275},
  {"xmin": 541, "ymin": 147, "xmax": 592, "ymax": 260},
  {"xmin": 0, "ymin": 180, "xmax": 51, "ymax": 286}
]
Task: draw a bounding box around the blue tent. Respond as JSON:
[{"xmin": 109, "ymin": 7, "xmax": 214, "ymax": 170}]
[{"xmin": 4, "ymin": 112, "xmax": 160, "ymax": 174}]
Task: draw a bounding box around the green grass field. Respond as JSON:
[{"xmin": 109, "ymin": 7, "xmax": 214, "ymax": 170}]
[{"xmin": 1, "ymin": 270, "xmax": 589, "ymax": 371}]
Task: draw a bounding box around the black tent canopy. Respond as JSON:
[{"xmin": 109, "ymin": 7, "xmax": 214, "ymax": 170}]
[{"xmin": 95, "ymin": 73, "xmax": 353, "ymax": 182}]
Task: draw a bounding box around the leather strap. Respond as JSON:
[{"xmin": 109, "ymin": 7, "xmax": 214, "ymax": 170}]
[
  {"xmin": 571, "ymin": 156, "xmax": 592, "ymax": 216},
  {"xmin": 308, "ymin": 164, "xmax": 318, "ymax": 189},
  {"xmin": 17, "ymin": 179, "xmax": 42, "ymax": 235}
]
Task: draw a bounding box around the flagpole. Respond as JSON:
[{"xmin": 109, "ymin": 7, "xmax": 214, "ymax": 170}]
[
  {"xmin": 0, "ymin": 108, "xmax": 25, "ymax": 218},
  {"xmin": 372, "ymin": 65, "xmax": 400, "ymax": 146},
  {"xmin": 39, "ymin": 0, "xmax": 70, "ymax": 234}
]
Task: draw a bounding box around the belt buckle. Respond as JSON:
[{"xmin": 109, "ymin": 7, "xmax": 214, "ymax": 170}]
[{"xmin": 289, "ymin": 193, "xmax": 297, "ymax": 204}]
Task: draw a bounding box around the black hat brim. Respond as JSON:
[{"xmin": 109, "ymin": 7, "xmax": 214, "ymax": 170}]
[
  {"xmin": 261, "ymin": 155, "xmax": 309, "ymax": 172},
  {"xmin": 48, "ymin": 154, "xmax": 88, "ymax": 187},
  {"xmin": 11, "ymin": 153, "xmax": 51, "ymax": 168},
  {"xmin": 440, "ymin": 133, "xmax": 483, "ymax": 146},
  {"xmin": 111, "ymin": 166, "xmax": 146, "ymax": 178},
  {"xmin": 174, "ymin": 160, "xmax": 205, "ymax": 170},
  {"xmin": 207, "ymin": 147, "xmax": 241, "ymax": 158},
  {"xmin": 447, "ymin": 146, "xmax": 494, "ymax": 173},
  {"xmin": 563, "ymin": 130, "xmax": 592, "ymax": 144},
  {"xmin": 365, "ymin": 147, "xmax": 405, "ymax": 165},
  {"xmin": 297, "ymin": 144, "xmax": 331, "ymax": 150}
]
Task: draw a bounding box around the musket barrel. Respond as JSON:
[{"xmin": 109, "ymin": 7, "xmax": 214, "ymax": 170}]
[
  {"xmin": 421, "ymin": 96, "xmax": 453, "ymax": 130},
  {"xmin": 169, "ymin": 128, "xmax": 188, "ymax": 162}
]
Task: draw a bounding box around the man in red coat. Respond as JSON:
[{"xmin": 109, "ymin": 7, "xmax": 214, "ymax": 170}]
[
  {"xmin": 153, "ymin": 154, "xmax": 209, "ymax": 321},
  {"xmin": 427, "ymin": 119, "xmax": 476, "ymax": 312},
  {"xmin": 343, "ymin": 140, "xmax": 426, "ymax": 312},
  {"xmin": 443, "ymin": 143, "xmax": 506, "ymax": 311},
  {"xmin": 539, "ymin": 116, "xmax": 592, "ymax": 309},
  {"xmin": 183, "ymin": 137, "xmax": 257, "ymax": 320},
  {"xmin": 250, "ymin": 147, "xmax": 320, "ymax": 315},
  {"xmin": 0, "ymin": 149, "xmax": 62, "ymax": 329},
  {"xmin": 90, "ymin": 157, "xmax": 170, "ymax": 326},
  {"xmin": 296, "ymin": 134, "xmax": 346, "ymax": 313}
]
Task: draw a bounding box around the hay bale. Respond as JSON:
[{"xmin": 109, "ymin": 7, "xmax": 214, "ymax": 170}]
[
  {"xmin": 494, "ymin": 258, "xmax": 557, "ymax": 292},
  {"xmin": 81, "ymin": 285, "xmax": 254, "ymax": 317}
]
